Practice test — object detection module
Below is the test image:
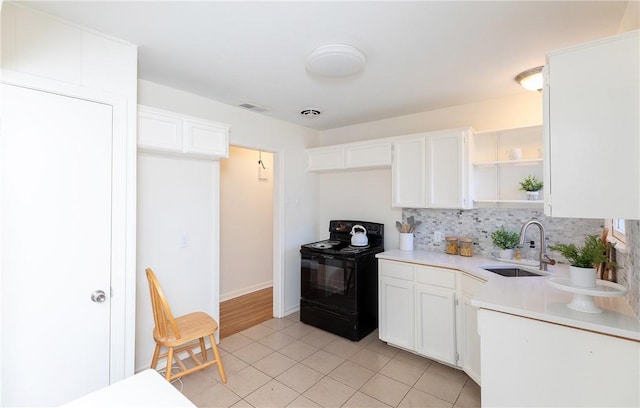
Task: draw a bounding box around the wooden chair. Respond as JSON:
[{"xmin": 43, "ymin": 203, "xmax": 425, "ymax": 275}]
[{"xmin": 146, "ymin": 268, "xmax": 227, "ymax": 383}]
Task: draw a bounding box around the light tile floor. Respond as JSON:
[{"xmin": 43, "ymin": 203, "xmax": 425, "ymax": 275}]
[{"xmin": 173, "ymin": 312, "xmax": 481, "ymax": 408}]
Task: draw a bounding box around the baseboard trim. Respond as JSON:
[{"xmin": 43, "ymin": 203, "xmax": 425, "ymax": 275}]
[{"xmin": 220, "ymin": 280, "xmax": 273, "ymax": 302}]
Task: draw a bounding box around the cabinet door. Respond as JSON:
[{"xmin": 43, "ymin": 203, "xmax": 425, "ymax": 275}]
[
  {"xmin": 462, "ymin": 296, "xmax": 481, "ymax": 384},
  {"xmin": 459, "ymin": 274, "xmax": 484, "ymax": 385},
  {"xmin": 415, "ymin": 283, "xmax": 457, "ymax": 365},
  {"xmin": 426, "ymin": 130, "xmax": 470, "ymax": 209},
  {"xmin": 184, "ymin": 119, "xmax": 229, "ymax": 159},
  {"xmin": 138, "ymin": 108, "xmax": 183, "ymax": 153},
  {"xmin": 379, "ymin": 276, "xmax": 415, "ymax": 350},
  {"xmin": 545, "ymin": 31, "xmax": 639, "ymax": 218},
  {"xmin": 479, "ymin": 309, "xmax": 640, "ymax": 407},
  {"xmin": 306, "ymin": 147, "xmax": 345, "ymax": 171},
  {"xmin": 392, "ymin": 135, "xmax": 426, "ymax": 208},
  {"xmin": 345, "ymin": 141, "xmax": 392, "ymax": 169}
]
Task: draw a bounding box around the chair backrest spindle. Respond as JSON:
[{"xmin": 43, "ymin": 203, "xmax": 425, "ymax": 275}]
[{"xmin": 146, "ymin": 268, "xmax": 181, "ymax": 340}]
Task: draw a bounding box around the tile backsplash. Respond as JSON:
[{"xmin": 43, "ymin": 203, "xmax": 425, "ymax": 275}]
[
  {"xmin": 403, "ymin": 207, "xmax": 603, "ymax": 257},
  {"xmin": 402, "ymin": 207, "xmax": 639, "ymax": 318}
]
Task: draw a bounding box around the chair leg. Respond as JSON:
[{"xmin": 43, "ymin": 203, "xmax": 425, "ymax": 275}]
[
  {"xmin": 165, "ymin": 347, "xmax": 174, "ymax": 381},
  {"xmin": 151, "ymin": 343, "xmax": 161, "ymax": 369},
  {"xmin": 199, "ymin": 337, "xmax": 207, "ymax": 361},
  {"xmin": 209, "ymin": 334, "xmax": 227, "ymax": 384}
]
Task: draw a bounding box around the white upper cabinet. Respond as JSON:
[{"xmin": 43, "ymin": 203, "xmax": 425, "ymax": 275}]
[
  {"xmin": 305, "ymin": 139, "xmax": 392, "ymax": 172},
  {"xmin": 392, "ymin": 135, "xmax": 426, "ymax": 207},
  {"xmin": 345, "ymin": 140, "xmax": 392, "ymax": 169},
  {"xmin": 544, "ymin": 30, "xmax": 639, "ymax": 219},
  {"xmin": 392, "ymin": 128, "xmax": 473, "ymax": 209},
  {"xmin": 426, "ymin": 130, "xmax": 471, "ymax": 208},
  {"xmin": 138, "ymin": 105, "xmax": 229, "ymax": 160},
  {"xmin": 1, "ymin": 3, "xmax": 136, "ymax": 96},
  {"xmin": 306, "ymin": 146, "xmax": 346, "ymax": 171}
]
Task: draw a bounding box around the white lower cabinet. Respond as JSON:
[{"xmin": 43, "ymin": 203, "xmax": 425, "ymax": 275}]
[
  {"xmin": 379, "ymin": 259, "xmax": 483, "ymax": 379},
  {"xmin": 458, "ymin": 274, "xmax": 485, "ymax": 385},
  {"xmin": 415, "ymin": 283, "xmax": 456, "ymax": 365},
  {"xmin": 379, "ymin": 275, "xmax": 415, "ymax": 350},
  {"xmin": 478, "ymin": 309, "xmax": 639, "ymax": 407}
]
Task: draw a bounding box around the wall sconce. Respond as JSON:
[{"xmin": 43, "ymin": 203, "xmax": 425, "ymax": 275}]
[{"xmin": 515, "ymin": 66, "xmax": 544, "ymax": 92}]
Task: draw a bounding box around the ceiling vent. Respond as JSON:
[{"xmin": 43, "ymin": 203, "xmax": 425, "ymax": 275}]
[
  {"xmin": 300, "ymin": 108, "xmax": 321, "ymax": 117},
  {"xmin": 239, "ymin": 103, "xmax": 267, "ymax": 113}
]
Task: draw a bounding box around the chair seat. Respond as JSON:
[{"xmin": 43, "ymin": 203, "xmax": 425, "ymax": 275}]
[{"xmin": 153, "ymin": 311, "xmax": 218, "ymax": 347}]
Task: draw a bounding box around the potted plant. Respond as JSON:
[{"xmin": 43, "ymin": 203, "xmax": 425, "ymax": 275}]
[
  {"xmin": 548, "ymin": 235, "xmax": 615, "ymax": 288},
  {"xmin": 491, "ymin": 226, "xmax": 520, "ymax": 259},
  {"xmin": 518, "ymin": 175, "xmax": 543, "ymax": 200}
]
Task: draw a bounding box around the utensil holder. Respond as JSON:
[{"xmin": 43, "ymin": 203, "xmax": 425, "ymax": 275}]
[{"xmin": 399, "ymin": 233, "xmax": 413, "ymax": 251}]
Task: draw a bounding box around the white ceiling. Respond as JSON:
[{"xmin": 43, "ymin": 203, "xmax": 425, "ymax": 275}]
[{"xmin": 23, "ymin": 1, "xmax": 632, "ymax": 130}]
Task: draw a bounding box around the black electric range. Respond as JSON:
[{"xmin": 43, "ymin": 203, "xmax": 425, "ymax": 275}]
[{"xmin": 300, "ymin": 220, "xmax": 384, "ymax": 341}]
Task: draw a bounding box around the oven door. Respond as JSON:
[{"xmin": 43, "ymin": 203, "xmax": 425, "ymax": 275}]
[{"xmin": 300, "ymin": 251, "xmax": 356, "ymax": 312}]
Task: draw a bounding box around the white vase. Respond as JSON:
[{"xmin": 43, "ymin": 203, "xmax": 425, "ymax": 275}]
[
  {"xmin": 526, "ymin": 191, "xmax": 539, "ymax": 201},
  {"xmin": 569, "ymin": 265, "xmax": 597, "ymax": 288},
  {"xmin": 499, "ymin": 248, "xmax": 514, "ymax": 260}
]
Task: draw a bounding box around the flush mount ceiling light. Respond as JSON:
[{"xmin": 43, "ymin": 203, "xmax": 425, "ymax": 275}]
[
  {"xmin": 306, "ymin": 44, "xmax": 366, "ymax": 77},
  {"xmin": 515, "ymin": 66, "xmax": 544, "ymax": 92}
]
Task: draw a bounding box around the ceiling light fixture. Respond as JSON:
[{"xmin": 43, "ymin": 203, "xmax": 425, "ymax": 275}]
[
  {"xmin": 515, "ymin": 66, "xmax": 544, "ymax": 92},
  {"xmin": 306, "ymin": 44, "xmax": 366, "ymax": 78}
]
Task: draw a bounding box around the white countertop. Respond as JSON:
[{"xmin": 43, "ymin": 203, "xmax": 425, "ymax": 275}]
[
  {"xmin": 376, "ymin": 249, "xmax": 640, "ymax": 341},
  {"xmin": 61, "ymin": 369, "xmax": 196, "ymax": 407}
]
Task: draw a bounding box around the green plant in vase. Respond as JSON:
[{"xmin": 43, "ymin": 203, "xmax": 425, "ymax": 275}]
[
  {"xmin": 491, "ymin": 226, "xmax": 520, "ymax": 259},
  {"xmin": 549, "ymin": 235, "xmax": 616, "ymax": 287},
  {"xmin": 518, "ymin": 175, "xmax": 543, "ymax": 200}
]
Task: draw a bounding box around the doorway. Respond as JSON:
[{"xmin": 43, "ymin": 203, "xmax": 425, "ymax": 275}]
[{"xmin": 219, "ymin": 146, "xmax": 275, "ymax": 337}]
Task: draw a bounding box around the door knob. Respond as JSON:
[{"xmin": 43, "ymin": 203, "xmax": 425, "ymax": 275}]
[{"xmin": 91, "ymin": 290, "xmax": 106, "ymax": 303}]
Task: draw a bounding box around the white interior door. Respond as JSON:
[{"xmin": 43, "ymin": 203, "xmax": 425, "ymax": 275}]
[{"xmin": 1, "ymin": 83, "xmax": 113, "ymax": 406}]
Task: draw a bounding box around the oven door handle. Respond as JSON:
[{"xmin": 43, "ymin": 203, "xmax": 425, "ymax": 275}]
[{"xmin": 321, "ymin": 254, "xmax": 334, "ymax": 259}]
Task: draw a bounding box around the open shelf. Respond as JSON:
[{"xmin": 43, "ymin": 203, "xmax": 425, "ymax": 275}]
[
  {"xmin": 473, "ymin": 158, "xmax": 543, "ymax": 166},
  {"xmin": 474, "ymin": 199, "xmax": 543, "ymax": 204},
  {"xmin": 472, "ymin": 125, "xmax": 544, "ymax": 206}
]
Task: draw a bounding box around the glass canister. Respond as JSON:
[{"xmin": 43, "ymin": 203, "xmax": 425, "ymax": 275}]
[
  {"xmin": 445, "ymin": 237, "xmax": 458, "ymax": 255},
  {"xmin": 459, "ymin": 238, "xmax": 473, "ymax": 257}
]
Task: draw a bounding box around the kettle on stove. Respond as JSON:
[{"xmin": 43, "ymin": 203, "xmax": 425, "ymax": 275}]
[{"xmin": 350, "ymin": 225, "xmax": 369, "ymax": 247}]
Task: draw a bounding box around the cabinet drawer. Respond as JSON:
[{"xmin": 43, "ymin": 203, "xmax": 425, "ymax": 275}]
[
  {"xmin": 379, "ymin": 260, "xmax": 414, "ymax": 281},
  {"xmin": 415, "ymin": 265, "xmax": 456, "ymax": 289},
  {"xmin": 462, "ymin": 273, "xmax": 486, "ymax": 297}
]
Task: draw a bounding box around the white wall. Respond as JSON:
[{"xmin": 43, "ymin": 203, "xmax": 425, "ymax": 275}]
[
  {"xmin": 317, "ymin": 168, "xmax": 401, "ymax": 250},
  {"xmin": 318, "ymin": 92, "xmax": 542, "ymax": 145},
  {"xmin": 220, "ymin": 146, "xmax": 274, "ymax": 301},
  {"xmin": 315, "ymin": 92, "xmax": 543, "ymax": 249},
  {"xmin": 136, "ymin": 153, "xmax": 219, "ymax": 371},
  {"xmin": 137, "ymin": 79, "xmax": 319, "ymax": 318}
]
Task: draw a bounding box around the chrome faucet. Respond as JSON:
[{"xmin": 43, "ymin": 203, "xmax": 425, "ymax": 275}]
[{"xmin": 518, "ymin": 220, "xmax": 556, "ymax": 271}]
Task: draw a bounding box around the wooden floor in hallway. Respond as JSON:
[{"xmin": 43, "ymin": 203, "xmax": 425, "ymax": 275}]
[{"xmin": 220, "ymin": 287, "xmax": 273, "ymax": 338}]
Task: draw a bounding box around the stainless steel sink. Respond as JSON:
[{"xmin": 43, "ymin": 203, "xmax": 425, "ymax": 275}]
[{"xmin": 482, "ymin": 267, "xmax": 543, "ymax": 277}]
